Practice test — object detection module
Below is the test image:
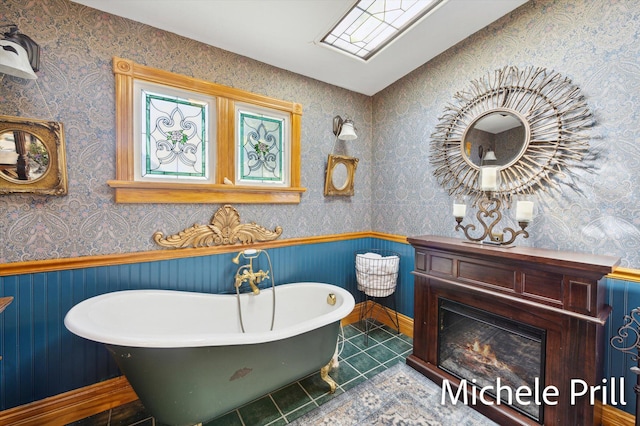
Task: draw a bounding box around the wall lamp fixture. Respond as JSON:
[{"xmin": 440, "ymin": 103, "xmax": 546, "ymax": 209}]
[
  {"xmin": 0, "ymin": 24, "xmax": 40, "ymax": 79},
  {"xmin": 325, "ymin": 115, "xmax": 359, "ymax": 196},
  {"xmin": 332, "ymin": 115, "xmax": 357, "ymax": 141},
  {"xmin": 478, "ymin": 145, "xmax": 497, "ymax": 163}
]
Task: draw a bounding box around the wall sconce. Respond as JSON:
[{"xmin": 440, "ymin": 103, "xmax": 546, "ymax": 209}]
[
  {"xmin": 478, "ymin": 145, "xmax": 497, "ymax": 163},
  {"xmin": 453, "ymin": 166, "xmax": 534, "ymax": 246},
  {"xmin": 325, "ymin": 115, "xmax": 358, "ymax": 196},
  {"xmin": 332, "ymin": 115, "xmax": 357, "ymax": 141},
  {"xmin": 0, "ymin": 25, "xmax": 40, "ymax": 79}
]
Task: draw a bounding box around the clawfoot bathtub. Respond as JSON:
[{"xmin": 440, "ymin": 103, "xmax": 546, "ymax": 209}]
[{"xmin": 65, "ymin": 282, "xmax": 355, "ymax": 426}]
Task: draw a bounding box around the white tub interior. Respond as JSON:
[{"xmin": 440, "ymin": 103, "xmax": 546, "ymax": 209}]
[{"xmin": 64, "ymin": 282, "xmax": 355, "ymax": 348}]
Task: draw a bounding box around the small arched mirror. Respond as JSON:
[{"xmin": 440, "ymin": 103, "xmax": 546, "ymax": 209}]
[
  {"xmin": 324, "ymin": 154, "xmax": 358, "ymax": 196},
  {"xmin": 461, "ymin": 109, "xmax": 530, "ymax": 169},
  {"xmin": 0, "ymin": 115, "xmax": 68, "ymax": 195}
]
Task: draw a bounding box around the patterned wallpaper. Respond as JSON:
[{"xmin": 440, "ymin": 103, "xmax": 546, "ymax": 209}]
[
  {"xmin": 1, "ymin": 0, "xmax": 639, "ymax": 268},
  {"xmin": 372, "ymin": 0, "xmax": 640, "ymax": 267},
  {"xmin": 0, "ymin": 0, "xmax": 372, "ymax": 263}
]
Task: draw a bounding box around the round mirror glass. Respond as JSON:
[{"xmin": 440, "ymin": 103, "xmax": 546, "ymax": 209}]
[
  {"xmin": 0, "ymin": 130, "xmax": 50, "ymax": 183},
  {"xmin": 461, "ymin": 110, "xmax": 529, "ymax": 169},
  {"xmin": 331, "ymin": 162, "xmax": 349, "ymax": 190}
]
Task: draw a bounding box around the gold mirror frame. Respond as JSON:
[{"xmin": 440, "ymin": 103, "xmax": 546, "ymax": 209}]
[
  {"xmin": 430, "ymin": 66, "xmax": 593, "ymax": 204},
  {"xmin": 0, "ymin": 115, "xmax": 68, "ymax": 195},
  {"xmin": 324, "ymin": 154, "xmax": 358, "ymax": 196}
]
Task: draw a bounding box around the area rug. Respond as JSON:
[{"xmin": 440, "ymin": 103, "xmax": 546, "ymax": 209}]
[{"xmin": 291, "ymin": 362, "xmax": 498, "ymax": 425}]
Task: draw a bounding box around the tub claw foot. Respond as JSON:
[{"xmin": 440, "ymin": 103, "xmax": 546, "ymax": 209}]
[{"xmin": 320, "ymin": 360, "xmax": 337, "ymax": 393}]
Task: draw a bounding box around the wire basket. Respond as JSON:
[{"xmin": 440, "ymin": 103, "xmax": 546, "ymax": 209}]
[{"xmin": 355, "ymin": 249, "xmax": 400, "ymax": 297}]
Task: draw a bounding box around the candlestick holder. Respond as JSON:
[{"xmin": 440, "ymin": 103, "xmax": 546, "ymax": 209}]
[{"xmin": 454, "ymin": 193, "xmax": 530, "ymax": 246}]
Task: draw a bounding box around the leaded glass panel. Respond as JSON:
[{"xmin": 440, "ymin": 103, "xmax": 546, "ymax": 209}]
[
  {"xmin": 237, "ymin": 110, "xmax": 286, "ymax": 185},
  {"xmin": 141, "ymin": 89, "xmax": 209, "ymax": 180}
]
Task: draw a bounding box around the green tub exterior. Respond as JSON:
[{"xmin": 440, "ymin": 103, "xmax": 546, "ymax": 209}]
[{"xmin": 106, "ymin": 321, "xmax": 340, "ymax": 426}]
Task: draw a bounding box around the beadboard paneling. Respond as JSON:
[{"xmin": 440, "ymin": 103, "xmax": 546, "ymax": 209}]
[{"xmin": 0, "ymin": 237, "xmax": 411, "ymax": 411}]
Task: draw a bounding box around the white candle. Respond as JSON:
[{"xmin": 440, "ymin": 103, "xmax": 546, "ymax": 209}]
[
  {"xmin": 453, "ymin": 203, "xmax": 466, "ymax": 218},
  {"xmin": 480, "ymin": 166, "xmax": 499, "ymax": 191},
  {"xmin": 516, "ymin": 200, "xmax": 534, "ymax": 222}
]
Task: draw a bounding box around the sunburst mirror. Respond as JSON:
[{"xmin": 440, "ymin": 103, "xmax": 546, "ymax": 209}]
[{"xmin": 430, "ymin": 66, "xmax": 593, "ymax": 204}]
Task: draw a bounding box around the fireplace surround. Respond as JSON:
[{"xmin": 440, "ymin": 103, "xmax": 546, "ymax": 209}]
[{"xmin": 406, "ymin": 235, "xmax": 620, "ymax": 425}]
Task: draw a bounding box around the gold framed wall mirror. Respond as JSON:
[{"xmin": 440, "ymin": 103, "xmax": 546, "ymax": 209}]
[
  {"xmin": 324, "ymin": 154, "xmax": 358, "ymax": 196},
  {"xmin": 0, "ymin": 115, "xmax": 68, "ymax": 195}
]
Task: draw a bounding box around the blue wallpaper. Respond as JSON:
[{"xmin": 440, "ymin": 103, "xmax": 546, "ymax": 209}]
[
  {"xmin": 372, "ymin": 0, "xmax": 640, "ymax": 267},
  {"xmin": 0, "ymin": 0, "xmax": 372, "ymax": 263},
  {"xmin": 1, "ymin": 0, "xmax": 639, "ymax": 266}
]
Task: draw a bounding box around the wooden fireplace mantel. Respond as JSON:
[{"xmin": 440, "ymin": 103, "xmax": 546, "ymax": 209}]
[{"xmin": 406, "ymin": 235, "xmax": 620, "ymax": 426}]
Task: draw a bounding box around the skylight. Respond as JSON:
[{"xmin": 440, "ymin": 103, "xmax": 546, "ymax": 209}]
[{"xmin": 321, "ymin": 0, "xmax": 446, "ymax": 61}]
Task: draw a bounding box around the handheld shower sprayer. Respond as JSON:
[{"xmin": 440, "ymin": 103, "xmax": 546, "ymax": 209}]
[
  {"xmin": 232, "ymin": 248, "xmax": 261, "ymax": 264},
  {"xmin": 231, "ymin": 248, "xmax": 276, "ymax": 332}
]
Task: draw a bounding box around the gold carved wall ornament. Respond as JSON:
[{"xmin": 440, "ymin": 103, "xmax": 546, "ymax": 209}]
[{"xmin": 153, "ymin": 205, "xmax": 282, "ymax": 249}]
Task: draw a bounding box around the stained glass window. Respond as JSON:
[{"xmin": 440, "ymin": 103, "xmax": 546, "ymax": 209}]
[
  {"xmin": 140, "ymin": 89, "xmax": 210, "ymax": 180},
  {"xmin": 237, "ymin": 108, "xmax": 289, "ymax": 186},
  {"xmin": 112, "ymin": 57, "xmax": 304, "ymax": 203}
]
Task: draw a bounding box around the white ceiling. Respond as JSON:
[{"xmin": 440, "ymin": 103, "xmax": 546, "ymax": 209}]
[
  {"xmin": 71, "ymin": 0, "xmax": 528, "ymax": 96},
  {"xmin": 474, "ymin": 112, "xmax": 523, "ymax": 133}
]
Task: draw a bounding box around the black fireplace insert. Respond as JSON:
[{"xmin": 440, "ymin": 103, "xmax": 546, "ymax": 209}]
[{"xmin": 438, "ymin": 298, "xmax": 547, "ymax": 423}]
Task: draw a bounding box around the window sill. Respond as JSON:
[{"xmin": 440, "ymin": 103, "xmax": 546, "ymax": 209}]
[{"xmin": 107, "ymin": 180, "xmax": 306, "ymax": 204}]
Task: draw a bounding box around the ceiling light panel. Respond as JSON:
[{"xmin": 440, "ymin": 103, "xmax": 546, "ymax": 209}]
[{"xmin": 322, "ymin": 0, "xmax": 445, "ymax": 60}]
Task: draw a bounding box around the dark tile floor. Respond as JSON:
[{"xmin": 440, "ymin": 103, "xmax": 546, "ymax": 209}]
[{"xmin": 67, "ymin": 320, "xmax": 413, "ymax": 426}]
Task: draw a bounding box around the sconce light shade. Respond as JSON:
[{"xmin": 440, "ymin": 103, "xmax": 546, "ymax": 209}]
[
  {"xmin": 338, "ymin": 120, "xmax": 357, "ymax": 140},
  {"xmin": 0, "ymin": 27, "xmax": 39, "ymax": 79},
  {"xmin": 333, "ymin": 115, "xmax": 357, "ymax": 141},
  {"xmin": 0, "ymin": 40, "xmax": 36, "ymax": 79},
  {"xmin": 483, "ymin": 150, "xmax": 497, "ymax": 161}
]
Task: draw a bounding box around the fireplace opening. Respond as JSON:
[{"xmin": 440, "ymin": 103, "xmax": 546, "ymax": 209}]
[{"xmin": 438, "ymin": 298, "xmax": 547, "ymax": 423}]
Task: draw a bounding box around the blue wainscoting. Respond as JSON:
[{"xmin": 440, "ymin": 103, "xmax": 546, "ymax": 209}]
[
  {"xmin": 605, "ymin": 277, "xmax": 640, "ymax": 415},
  {"xmin": 0, "ymin": 237, "xmax": 414, "ymax": 411},
  {"xmin": 1, "ymin": 236, "xmax": 638, "ymax": 417}
]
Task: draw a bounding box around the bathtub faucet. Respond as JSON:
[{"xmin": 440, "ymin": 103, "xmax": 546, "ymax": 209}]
[
  {"xmin": 234, "ymin": 265, "xmax": 269, "ymax": 294},
  {"xmin": 233, "ymin": 249, "xmax": 269, "ymax": 295}
]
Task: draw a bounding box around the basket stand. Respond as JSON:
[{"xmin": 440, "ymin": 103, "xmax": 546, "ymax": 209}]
[{"xmin": 355, "ymin": 249, "xmax": 400, "ymax": 346}]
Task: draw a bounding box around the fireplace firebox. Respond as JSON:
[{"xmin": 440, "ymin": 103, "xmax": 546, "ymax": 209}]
[
  {"xmin": 438, "ymin": 298, "xmax": 546, "ymax": 422},
  {"xmin": 407, "ymin": 235, "xmax": 620, "ymax": 426}
]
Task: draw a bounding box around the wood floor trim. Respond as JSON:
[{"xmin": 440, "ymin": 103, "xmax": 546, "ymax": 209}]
[
  {"xmin": 601, "ymin": 402, "xmax": 635, "ymax": 426},
  {"xmin": 0, "ymin": 376, "xmax": 138, "ymax": 426}
]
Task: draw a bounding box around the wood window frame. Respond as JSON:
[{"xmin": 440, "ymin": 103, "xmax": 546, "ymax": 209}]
[{"xmin": 107, "ymin": 57, "xmax": 305, "ymax": 204}]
